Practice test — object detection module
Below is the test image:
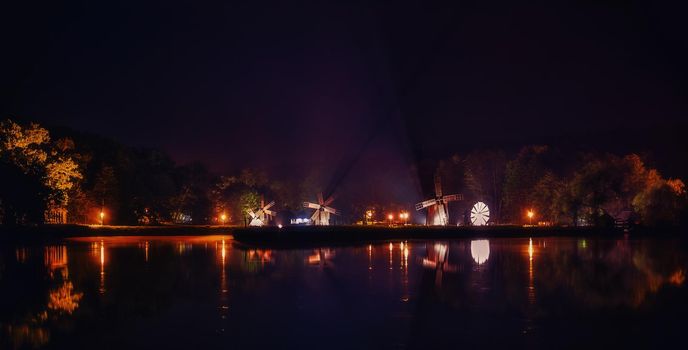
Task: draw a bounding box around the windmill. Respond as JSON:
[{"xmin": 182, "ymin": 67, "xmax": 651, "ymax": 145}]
[
  {"xmin": 303, "ymin": 192, "xmax": 338, "ymax": 226},
  {"xmin": 470, "ymin": 201, "xmax": 490, "ymax": 226},
  {"xmin": 247, "ymin": 199, "xmax": 276, "ymax": 226},
  {"xmin": 415, "ymin": 173, "xmax": 463, "ymax": 225}
]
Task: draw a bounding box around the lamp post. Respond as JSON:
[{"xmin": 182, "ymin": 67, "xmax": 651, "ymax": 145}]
[
  {"xmin": 99, "ymin": 211, "xmax": 105, "ymax": 226},
  {"xmin": 527, "ymin": 210, "xmax": 534, "ymax": 226},
  {"xmin": 388, "ymin": 213, "xmax": 394, "ymax": 226},
  {"xmin": 220, "ymin": 213, "xmax": 227, "ymax": 226},
  {"xmin": 400, "ymin": 212, "xmax": 409, "ymax": 225},
  {"xmin": 365, "ymin": 210, "xmax": 373, "ymax": 225}
]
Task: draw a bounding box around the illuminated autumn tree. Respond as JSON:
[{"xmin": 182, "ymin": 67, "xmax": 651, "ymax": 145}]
[
  {"xmin": 633, "ymin": 177, "xmax": 686, "ymax": 226},
  {"xmin": 44, "ymin": 157, "xmax": 82, "ymax": 205},
  {"xmin": 0, "ymin": 120, "xmax": 51, "ymax": 224},
  {"xmin": 564, "ymin": 153, "xmax": 686, "ymax": 227},
  {"xmin": 0, "ymin": 119, "xmax": 49, "ymax": 171},
  {"xmin": 0, "ymin": 119, "xmax": 82, "ymax": 224},
  {"xmin": 239, "ymin": 190, "xmax": 260, "ymax": 225}
]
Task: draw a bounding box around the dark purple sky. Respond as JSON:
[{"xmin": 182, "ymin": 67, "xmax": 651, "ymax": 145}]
[{"xmin": 2, "ymin": 0, "xmax": 687, "ymax": 194}]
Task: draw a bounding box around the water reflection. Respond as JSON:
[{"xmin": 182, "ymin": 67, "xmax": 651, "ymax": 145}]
[
  {"xmin": 2, "ymin": 244, "xmax": 84, "ymax": 348},
  {"xmin": 470, "ymin": 240, "xmax": 490, "ymax": 265},
  {"xmin": 99, "ymin": 241, "xmax": 106, "ymax": 294},
  {"xmin": 307, "ymin": 249, "xmax": 335, "ymax": 267},
  {"xmin": 219, "ymin": 239, "xmax": 229, "ymax": 330},
  {"xmin": 0, "ymin": 236, "xmax": 686, "ymax": 349},
  {"xmin": 422, "ymin": 243, "xmax": 457, "ymax": 286}
]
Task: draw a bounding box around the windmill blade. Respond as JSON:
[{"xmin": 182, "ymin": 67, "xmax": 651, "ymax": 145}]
[
  {"xmin": 442, "ymin": 194, "xmax": 463, "ymax": 202},
  {"xmin": 323, "ymin": 206, "xmax": 338, "ymax": 215},
  {"xmin": 310, "ymin": 210, "xmax": 320, "ymax": 221},
  {"xmin": 415, "ymin": 199, "xmax": 436, "ymax": 211},
  {"xmin": 247, "ymin": 209, "xmax": 256, "ymax": 218},
  {"xmin": 323, "ymin": 194, "xmax": 336, "ymax": 206},
  {"xmin": 264, "ymin": 209, "xmax": 277, "ymax": 217},
  {"xmin": 304, "ymin": 202, "xmax": 321, "ymax": 209},
  {"xmin": 422, "ymin": 258, "xmax": 437, "ymax": 269},
  {"xmin": 317, "ymin": 192, "xmax": 324, "ymax": 205},
  {"xmin": 263, "ymin": 200, "xmax": 275, "ymax": 210},
  {"xmin": 434, "ymin": 173, "xmax": 443, "ymax": 198}
]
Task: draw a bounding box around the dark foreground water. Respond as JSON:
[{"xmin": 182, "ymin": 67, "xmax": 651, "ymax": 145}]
[{"xmin": 1, "ymin": 235, "xmax": 687, "ymax": 349}]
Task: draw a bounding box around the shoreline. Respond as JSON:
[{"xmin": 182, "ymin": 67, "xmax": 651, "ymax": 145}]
[
  {"xmin": 0, "ymin": 224, "xmax": 684, "ymax": 245},
  {"xmin": 0, "ymin": 224, "xmax": 235, "ymax": 242}
]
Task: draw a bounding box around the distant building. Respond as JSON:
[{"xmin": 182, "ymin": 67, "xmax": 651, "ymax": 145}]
[{"xmin": 44, "ymin": 203, "xmax": 67, "ymax": 224}]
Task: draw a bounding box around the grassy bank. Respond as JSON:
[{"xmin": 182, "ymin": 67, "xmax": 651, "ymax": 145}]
[{"xmin": 0, "ymin": 224, "xmax": 235, "ymax": 242}]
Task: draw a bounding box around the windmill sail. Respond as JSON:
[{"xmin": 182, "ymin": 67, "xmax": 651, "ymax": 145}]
[
  {"xmin": 415, "ymin": 173, "xmax": 462, "ymax": 226},
  {"xmin": 248, "ymin": 199, "xmax": 277, "ymax": 226},
  {"xmin": 304, "ymin": 192, "xmax": 339, "ymax": 225}
]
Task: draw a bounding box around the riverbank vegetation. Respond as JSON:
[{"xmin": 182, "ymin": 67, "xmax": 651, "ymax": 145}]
[{"xmin": 1, "ymin": 119, "xmax": 686, "ymax": 227}]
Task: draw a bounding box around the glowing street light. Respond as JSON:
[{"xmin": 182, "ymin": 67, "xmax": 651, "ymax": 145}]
[
  {"xmin": 399, "ymin": 212, "xmax": 409, "ymax": 225},
  {"xmin": 99, "ymin": 211, "xmax": 105, "ymax": 225},
  {"xmin": 527, "ymin": 210, "xmax": 534, "ymax": 226},
  {"xmin": 388, "ymin": 213, "xmax": 394, "ymax": 226},
  {"xmin": 220, "ymin": 213, "xmax": 227, "ymax": 225},
  {"xmin": 365, "ymin": 210, "xmax": 373, "ymax": 225}
]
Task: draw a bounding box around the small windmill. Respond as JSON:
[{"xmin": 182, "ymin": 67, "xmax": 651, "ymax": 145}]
[
  {"xmin": 303, "ymin": 192, "xmax": 338, "ymax": 226},
  {"xmin": 415, "ymin": 173, "xmax": 463, "ymax": 225},
  {"xmin": 247, "ymin": 199, "xmax": 276, "ymax": 226}
]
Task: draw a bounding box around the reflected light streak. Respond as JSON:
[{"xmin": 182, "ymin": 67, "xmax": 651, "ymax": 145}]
[
  {"xmin": 219, "ymin": 239, "xmax": 229, "ymax": 327},
  {"xmin": 528, "ymin": 238, "xmax": 535, "ymax": 305},
  {"xmin": 99, "ymin": 241, "xmax": 105, "ymax": 294},
  {"xmin": 528, "ymin": 238, "xmax": 534, "ymax": 262},
  {"xmin": 44, "ymin": 246, "xmax": 68, "ymax": 271},
  {"xmin": 402, "ymin": 241, "xmax": 409, "ymax": 302},
  {"xmin": 368, "ymin": 245, "xmax": 373, "ymax": 271},
  {"xmin": 221, "ymin": 240, "xmax": 226, "ymax": 265},
  {"xmin": 16, "ymin": 248, "xmax": 29, "ymax": 263}
]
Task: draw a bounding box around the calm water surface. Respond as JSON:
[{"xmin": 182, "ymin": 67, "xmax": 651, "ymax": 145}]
[{"xmin": 1, "ymin": 235, "xmax": 687, "ymax": 349}]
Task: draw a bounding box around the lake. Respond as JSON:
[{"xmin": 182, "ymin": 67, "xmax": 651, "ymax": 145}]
[{"xmin": 1, "ymin": 235, "xmax": 686, "ymax": 349}]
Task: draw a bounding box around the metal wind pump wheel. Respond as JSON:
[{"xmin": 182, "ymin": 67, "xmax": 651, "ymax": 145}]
[{"xmin": 470, "ymin": 201, "xmax": 490, "ymax": 226}]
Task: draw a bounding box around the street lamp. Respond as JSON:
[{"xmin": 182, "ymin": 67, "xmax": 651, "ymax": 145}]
[
  {"xmin": 527, "ymin": 210, "xmax": 534, "ymax": 226},
  {"xmin": 388, "ymin": 213, "xmax": 394, "ymax": 226},
  {"xmin": 365, "ymin": 210, "xmax": 373, "ymax": 225},
  {"xmin": 99, "ymin": 211, "xmax": 105, "ymax": 225},
  {"xmin": 220, "ymin": 213, "xmax": 227, "ymax": 225},
  {"xmin": 400, "ymin": 212, "xmax": 409, "ymax": 225}
]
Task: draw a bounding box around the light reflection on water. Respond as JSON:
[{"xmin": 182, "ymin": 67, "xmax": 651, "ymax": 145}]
[{"xmin": 1, "ymin": 235, "xmax": 687, "ymax": 349}]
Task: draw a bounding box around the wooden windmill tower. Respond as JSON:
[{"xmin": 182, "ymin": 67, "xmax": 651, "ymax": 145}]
[
  {"xmin": 303, "ymin": 192, "xmax": 338, "ymax": 226},
  {"xmin": 415, "ymin": 173, "xmax": 463, "ymax": 225},
  {"xmin": 247, "ymin": 199, "xmax": 276, "ymax": 226}
]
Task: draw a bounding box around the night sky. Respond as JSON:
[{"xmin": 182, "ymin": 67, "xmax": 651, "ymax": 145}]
[{"xmin": 2, "ymin": 0, "xmax": 687, "ymax": 203}]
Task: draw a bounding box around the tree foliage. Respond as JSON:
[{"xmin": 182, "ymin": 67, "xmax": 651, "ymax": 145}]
[{"xmin": 1, "ymin": 120, "xmax": 82, "ymax": 224}]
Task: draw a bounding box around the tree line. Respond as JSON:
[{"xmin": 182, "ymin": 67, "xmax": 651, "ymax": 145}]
[
  {"xmin": 437, "ymin": 145, "xmax": 686, "ymax": 226},
  {"xmin": 1, "ymin": 119, "xmax": 686, "ymax": 227}
]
